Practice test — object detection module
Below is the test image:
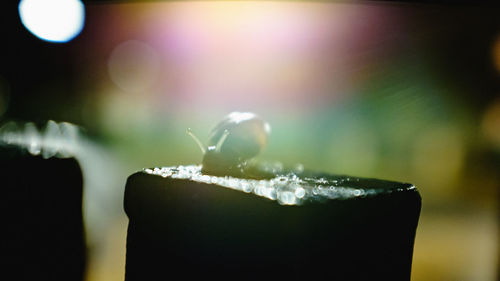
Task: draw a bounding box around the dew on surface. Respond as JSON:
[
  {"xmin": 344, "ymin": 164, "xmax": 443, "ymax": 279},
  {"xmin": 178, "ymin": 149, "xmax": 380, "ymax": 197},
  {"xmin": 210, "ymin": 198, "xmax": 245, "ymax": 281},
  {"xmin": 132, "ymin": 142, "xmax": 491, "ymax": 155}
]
[{"xmin": 143, "ymin": 165, "xmax": 415, "ymax": 206}]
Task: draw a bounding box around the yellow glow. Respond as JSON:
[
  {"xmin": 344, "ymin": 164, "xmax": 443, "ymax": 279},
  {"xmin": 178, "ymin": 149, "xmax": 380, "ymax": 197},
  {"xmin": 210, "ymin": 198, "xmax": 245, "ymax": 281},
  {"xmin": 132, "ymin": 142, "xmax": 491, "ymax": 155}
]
[
  {"xmin": 411, "ymin": 126, "xmax": 465, "ymax": 194},
  {"xmin": 493, "ymin": 35, "xmax": 500, "ymax": 74},
  {"xmin": 481, "ymin": 98, "xmax": 500, "ymax": 149}
]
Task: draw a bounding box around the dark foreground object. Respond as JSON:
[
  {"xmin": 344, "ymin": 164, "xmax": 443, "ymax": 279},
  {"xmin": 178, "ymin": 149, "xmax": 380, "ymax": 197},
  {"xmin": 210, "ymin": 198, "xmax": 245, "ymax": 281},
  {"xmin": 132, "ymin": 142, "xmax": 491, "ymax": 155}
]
[
  {"xmin": 1, "ymin": 145, "xmax": 85, "ymax": 281},
  {"xmin": 124, "ymin": 166, "xmax": 421, "ymax": 280}
]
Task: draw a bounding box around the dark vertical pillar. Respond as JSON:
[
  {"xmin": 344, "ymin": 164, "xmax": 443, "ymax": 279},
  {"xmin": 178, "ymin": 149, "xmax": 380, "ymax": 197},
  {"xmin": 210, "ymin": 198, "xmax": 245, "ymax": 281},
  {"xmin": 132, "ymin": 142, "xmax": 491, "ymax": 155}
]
[
  {"xmin": 0, "ymin": 144, "xmax": 86, "ymax": 281},
  {"xmin": 124, "ymin": 166, "xmax": 421, "ymax": 281}
]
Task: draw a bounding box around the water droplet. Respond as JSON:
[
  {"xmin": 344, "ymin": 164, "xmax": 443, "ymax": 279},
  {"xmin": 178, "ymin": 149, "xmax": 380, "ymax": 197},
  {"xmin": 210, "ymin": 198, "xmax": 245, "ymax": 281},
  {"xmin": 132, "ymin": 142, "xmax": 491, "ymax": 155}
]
[
  {"xmin": 277, "ymin": 191, "xmax": 296, "ymax": 205},
  {"xmin": 241, "ymin": 182, "xmax": 253, "ymax": 193},
  {"xmin": 200, "ymin": 175, "xmax": 211, "ymax": 183},
  {"xmin": 353, "ymin": 189, "xmax": 363, "ymax": 197},
  {"xmin": 294, "ymin": 187, "xmax": 305, "ymax": 199}
]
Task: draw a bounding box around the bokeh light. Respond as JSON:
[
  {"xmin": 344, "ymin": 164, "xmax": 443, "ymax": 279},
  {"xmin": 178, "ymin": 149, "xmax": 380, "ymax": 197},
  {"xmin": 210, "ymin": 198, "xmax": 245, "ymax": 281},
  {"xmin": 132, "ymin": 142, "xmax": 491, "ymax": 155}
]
[
  {"xmin": 108, "ymin": 40, "xmax": 160, "ymax": 93},
  {"xmin": 18, "ymin": 0, "xmax": 85, "ymax": 43},
  {"xmin": 493, "ymin": 35, "xmax": 500, "ymax": 74},
  {"xmin": 481, "ymin": 98, "xmax": 500, "ymax": 150}
]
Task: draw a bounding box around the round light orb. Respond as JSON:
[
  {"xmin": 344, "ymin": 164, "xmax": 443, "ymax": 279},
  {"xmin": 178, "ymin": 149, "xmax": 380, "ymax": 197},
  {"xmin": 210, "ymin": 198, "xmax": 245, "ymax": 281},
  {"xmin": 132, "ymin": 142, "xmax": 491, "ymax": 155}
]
[
  {"xmin": 18, "ymin": 0, "xmax": 85, "ymax": 43},
  {"xmin": 108, "ymin": 40, "xmax": 161, "ymax": 93}
]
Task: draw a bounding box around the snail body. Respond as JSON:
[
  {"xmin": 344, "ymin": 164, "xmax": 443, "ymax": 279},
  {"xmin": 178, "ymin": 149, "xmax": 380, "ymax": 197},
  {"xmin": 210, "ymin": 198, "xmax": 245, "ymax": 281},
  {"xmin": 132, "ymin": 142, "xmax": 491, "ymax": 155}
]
[{"xmin": 188, "ymin": 112, "xmax": 271, "ymax": 177}]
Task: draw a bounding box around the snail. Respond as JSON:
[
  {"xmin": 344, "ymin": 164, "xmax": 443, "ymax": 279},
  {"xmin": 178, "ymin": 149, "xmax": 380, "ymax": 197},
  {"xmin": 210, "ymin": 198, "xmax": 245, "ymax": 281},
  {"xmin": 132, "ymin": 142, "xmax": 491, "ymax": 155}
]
[{"xmin": 187, "ymin": 112, "xmax": 271, "ymax": 177}]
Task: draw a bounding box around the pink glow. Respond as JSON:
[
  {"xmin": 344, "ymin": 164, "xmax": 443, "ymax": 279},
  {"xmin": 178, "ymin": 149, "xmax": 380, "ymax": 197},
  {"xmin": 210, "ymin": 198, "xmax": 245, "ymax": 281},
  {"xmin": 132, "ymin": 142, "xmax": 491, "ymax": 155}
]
[{"xmin": 84, "ymin": 2, "xmax": 399, "ymax": 113}]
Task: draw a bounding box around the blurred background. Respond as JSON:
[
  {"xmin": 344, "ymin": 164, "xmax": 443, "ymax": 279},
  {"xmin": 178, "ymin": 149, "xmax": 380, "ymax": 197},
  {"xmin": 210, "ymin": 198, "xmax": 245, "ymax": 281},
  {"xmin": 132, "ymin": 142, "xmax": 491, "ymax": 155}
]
[{"xmin": 2, "ymin": 0, "xmax": 499, "ymax": 280}]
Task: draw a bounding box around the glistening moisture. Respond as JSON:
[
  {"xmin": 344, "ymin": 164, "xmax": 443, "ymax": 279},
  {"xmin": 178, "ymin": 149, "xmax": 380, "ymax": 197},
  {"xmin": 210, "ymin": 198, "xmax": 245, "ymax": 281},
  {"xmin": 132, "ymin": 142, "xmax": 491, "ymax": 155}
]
[{"xmin": 143, "ymin": 165, "xmax": 415, "ymax": 206}]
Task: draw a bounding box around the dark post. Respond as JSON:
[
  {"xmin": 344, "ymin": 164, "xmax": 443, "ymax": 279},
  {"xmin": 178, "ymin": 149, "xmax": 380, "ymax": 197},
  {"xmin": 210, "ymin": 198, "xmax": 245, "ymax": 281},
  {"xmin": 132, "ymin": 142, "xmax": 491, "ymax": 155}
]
[
  {"xmin": 1, "ymin": 144, "xmax": 86, "ymax": 281},
  {"xmin": 124, "ymin": 165, "xmax": 421, "ymax": 281}
]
